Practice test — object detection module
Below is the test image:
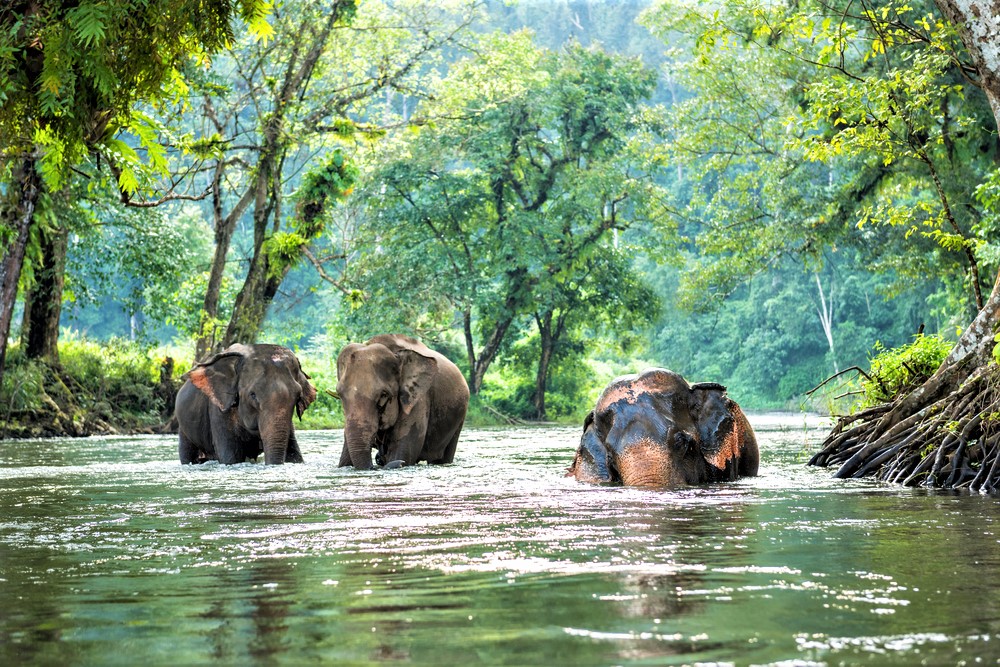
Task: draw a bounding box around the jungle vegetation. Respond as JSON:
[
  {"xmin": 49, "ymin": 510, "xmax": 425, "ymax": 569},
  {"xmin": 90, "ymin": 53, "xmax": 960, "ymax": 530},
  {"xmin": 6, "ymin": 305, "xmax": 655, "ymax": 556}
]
[{"xmin": 2, "ymin": 0, "xmax": 1000, "ymax": 490}]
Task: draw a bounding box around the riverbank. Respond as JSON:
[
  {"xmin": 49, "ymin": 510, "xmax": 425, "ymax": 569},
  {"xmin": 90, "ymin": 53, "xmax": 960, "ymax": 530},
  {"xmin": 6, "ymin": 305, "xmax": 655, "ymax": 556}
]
[
  {"xmin": 0, "ymin": 342, "xmax": 176, "ymax": 439},
  {"xmin": 1, "ymin": 339, "xmax": 829, "ymax": 440},
  {"xmin": 0, "ymin": 340, "xmax": 534, "ymax": 439}
]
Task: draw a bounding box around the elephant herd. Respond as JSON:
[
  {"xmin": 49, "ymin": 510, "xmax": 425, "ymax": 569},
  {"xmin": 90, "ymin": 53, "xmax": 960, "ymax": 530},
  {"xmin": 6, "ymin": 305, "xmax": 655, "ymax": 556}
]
[{"xmin": 175, "ymin": 333, "xmax": 759, "ymax": 488}]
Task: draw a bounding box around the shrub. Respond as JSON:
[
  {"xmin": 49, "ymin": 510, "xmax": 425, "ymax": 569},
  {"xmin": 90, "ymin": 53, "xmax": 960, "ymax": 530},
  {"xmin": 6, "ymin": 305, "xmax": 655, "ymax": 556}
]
[
  {"xmin": 859, "ymin": 334, "xmax": 952, "ymax": 408},
  {"xmin": 59, "ymin": 335, "xmax": 164, "ymax": 423},
  {"xmin": 0, "ymin": 348, "xmax": 45, "ymax": 414}
]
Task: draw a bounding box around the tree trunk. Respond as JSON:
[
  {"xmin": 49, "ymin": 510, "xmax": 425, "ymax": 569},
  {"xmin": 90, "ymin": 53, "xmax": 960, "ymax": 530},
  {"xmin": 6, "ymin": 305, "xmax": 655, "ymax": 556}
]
[
  {"xmin": 470, "ymin": 312, "xmax": 516, "ymax": 395},
  {"xmin": 810, "ymin": 0, "xmax": 1000, "ymax": 489},
  {"xmin": 534, "ymin": 310, "xmax": 555, "ymax": 421},
  {"xmin": 814, "ymin": 272, "xmax": 838, "ymax": 374},
  {"xmin": 933, "ymin": 0, "xmax": 1000, "ymax": 122},
  {"xmin": 223, "ymin": 254, "xmax": 286, "ymax": 346},
  {"xmin": 22, "ymin": 222, "xmax": 68, "ymax": 362},
  {"xmin": 195, "ymin": 159, "xmax": 253, "ymax": 360},
  {"xmin": 0, "ymin": 158, "xmax": 41, "ymax": 387},
  {"xmin": 213, "ymin": 11, "xmax": 341, "ymax": 350}
]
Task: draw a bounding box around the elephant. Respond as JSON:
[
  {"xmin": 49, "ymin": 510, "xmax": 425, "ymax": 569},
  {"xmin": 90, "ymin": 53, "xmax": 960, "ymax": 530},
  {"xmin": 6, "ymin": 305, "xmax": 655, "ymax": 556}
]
[
  {"xmin": 175, "ymin": 343, "xmax": 317, "ymax": 464},
  {"xmin": 568, "ymin": 368, "xmax": 758, "ymax": 487},
  {"xmin": 336, "ymin": 334, "xmax": 470, "ymax": 469}
]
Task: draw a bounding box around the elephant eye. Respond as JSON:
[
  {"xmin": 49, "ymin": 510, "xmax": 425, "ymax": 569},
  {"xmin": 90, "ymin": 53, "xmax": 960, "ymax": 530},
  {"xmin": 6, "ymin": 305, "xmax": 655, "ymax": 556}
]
[
  {"xmin": 672, "ymin": 430, "xmax": 695, "ymax": 453},
  {"xmin": 250, "ymin": 391, "xmax": 257, "ymax": 403}
]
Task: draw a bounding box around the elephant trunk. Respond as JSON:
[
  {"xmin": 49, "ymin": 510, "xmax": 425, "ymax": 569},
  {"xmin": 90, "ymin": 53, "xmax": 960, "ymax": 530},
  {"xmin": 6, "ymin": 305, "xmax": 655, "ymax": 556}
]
[
  {"xmin": 259, "ymin": 412, "xmax": 292, "ymax": 465},
  {"xmin": 615, "ymin": 438, "xmax": 687, "ymax": 488},
  {"xmin": 344, "ymin": 416, "xmax": 376, "ymax": 470}
]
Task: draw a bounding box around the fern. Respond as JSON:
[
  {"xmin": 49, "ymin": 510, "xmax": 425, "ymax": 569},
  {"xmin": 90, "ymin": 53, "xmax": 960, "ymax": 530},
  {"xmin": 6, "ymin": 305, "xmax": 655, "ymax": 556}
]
[{"xmin": 68, "ymin": 3, "xmax": 110, "ymax": 48}]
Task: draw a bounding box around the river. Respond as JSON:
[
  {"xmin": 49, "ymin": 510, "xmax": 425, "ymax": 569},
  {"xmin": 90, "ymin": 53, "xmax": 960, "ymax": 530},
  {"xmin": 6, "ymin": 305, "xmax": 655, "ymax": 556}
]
[{"xmin": 1, "ymin": 415, "xmax": 999, "ymax": 665}]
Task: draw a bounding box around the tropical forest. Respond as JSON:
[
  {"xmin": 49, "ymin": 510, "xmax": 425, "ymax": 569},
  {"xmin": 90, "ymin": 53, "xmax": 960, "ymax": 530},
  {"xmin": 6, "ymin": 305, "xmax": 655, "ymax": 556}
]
[{"xmin": 3, "ymin": 0, "xmax": 1000, "ymax": 664}]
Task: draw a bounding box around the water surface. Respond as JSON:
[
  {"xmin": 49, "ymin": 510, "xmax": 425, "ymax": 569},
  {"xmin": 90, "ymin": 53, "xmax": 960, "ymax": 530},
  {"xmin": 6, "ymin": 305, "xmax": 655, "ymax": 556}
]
[{"xmin": 2, "ymin": 416, "xmax": 999, "ymax": 665}]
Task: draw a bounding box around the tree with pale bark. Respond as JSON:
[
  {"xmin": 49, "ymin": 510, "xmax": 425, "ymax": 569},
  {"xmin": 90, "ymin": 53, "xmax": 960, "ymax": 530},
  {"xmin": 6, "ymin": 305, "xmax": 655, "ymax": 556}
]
[
  {"xmin": 648, "ymin": 0, "xmax": 1000, "ymax": 489},
  {"xmin": 180, "ymin": 0, "xmax": 482, "ymax": 360}
]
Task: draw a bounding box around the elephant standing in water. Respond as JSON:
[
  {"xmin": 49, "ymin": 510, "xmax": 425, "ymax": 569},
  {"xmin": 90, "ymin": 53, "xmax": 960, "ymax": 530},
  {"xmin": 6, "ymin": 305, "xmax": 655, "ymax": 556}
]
[
  {"xmin": 336, "ymin": 334, "xmax": 469, "ymax": 469},
  {"xmin": 569, "ymin": 368, "xmax": 758, "ymax": 487},
  {"xmin": 175, "ymin": 344, "xmax": 316, "ymax": 464}
]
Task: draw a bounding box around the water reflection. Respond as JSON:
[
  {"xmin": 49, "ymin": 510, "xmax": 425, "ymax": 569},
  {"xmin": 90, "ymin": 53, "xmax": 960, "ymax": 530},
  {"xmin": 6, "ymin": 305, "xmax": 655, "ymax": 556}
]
[{"xmin": 2, "ymin": 419, "xmax": 1000, "ymax": 664}]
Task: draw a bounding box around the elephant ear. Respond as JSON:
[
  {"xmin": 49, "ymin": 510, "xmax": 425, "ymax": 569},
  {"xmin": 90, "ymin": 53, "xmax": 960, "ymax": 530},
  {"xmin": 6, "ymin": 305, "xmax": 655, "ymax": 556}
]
[
  {"xmin": 396, "ymin": 349, "xmax": 438, "ymax": 415},
  {"xmin": 689, "ymin": 382, "xmax": 742, "ymax": 472},
  {"xmin": 295, "ymin": 361, "xmax": 317, "ymax": 420},
  {"xmin": 570, "ymin": 411, "xmax": 614, "ymax": 483},
  {"xmin": 187, "ymin": 345, "xmax": 249, "ymax": 412}
]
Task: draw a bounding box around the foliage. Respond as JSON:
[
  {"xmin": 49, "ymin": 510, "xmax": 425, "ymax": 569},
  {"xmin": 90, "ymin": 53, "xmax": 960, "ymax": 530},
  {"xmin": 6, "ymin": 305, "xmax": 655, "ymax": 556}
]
[
  {"xmin": 0, "ymin": 335, "xmax": 170, "ymax": 436},
  {"xmin": 294, "ymin": 149, "xmax": 358, "ymax": 238},
  {"xmin": 293, "ymin": 339, "xmax": 344, "ymax": 429},
  {"xmin": 58, "ymin": 334, "xmax": 163, "ymax": 419},
  {"xmin": 0, "ymin": 346, "xmax": 45, "ymax": 415},
  {"xmin": 0, "ymin": 0, "xmax": 272, "ymax": 189},
  {"xmin": 66, "ymin": 201, "xmax": 208, "ymax": 336},
  {"xmin": 351, "ymin": 34, "xmax": 666, "ymax": 402},
  {"xmin": 859, "ymin": 333, "xmax": 953, "ymax": 408},
  {"xmin": 645, "ymin": 252, "xmax": 945, "ymax": 409},
  {"xmin": 640, "ymin": 0, "xmax": 996, "ymax": 317}
]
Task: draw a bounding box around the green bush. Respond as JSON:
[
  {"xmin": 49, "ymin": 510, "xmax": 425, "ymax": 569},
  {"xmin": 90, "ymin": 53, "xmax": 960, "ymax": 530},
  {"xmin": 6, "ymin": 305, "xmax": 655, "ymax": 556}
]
[
  {"xmin": 0, "ymin": 347, "xmax": 45, "ymax": 414},
  {"xmin": 859, "ymin": 334, "xmax": 952, "ymax": 408},
  {"xmin": 59, "ymin": 335, "xmax": 165, "ymax": 423}
]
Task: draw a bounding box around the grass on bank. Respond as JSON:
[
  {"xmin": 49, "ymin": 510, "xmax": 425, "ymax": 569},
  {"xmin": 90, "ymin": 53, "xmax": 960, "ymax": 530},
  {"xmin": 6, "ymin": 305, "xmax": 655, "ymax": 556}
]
[{"xmin": 1, "ymin": 336, "xmax": 179, "ymax": 437}]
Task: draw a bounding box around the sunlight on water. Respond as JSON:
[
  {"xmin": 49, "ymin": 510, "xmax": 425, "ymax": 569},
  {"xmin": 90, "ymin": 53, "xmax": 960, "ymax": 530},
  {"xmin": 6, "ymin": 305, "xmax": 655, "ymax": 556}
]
[{"xmin": 3, "ymin": 415, "xmax": 1000, "ymax": 665}]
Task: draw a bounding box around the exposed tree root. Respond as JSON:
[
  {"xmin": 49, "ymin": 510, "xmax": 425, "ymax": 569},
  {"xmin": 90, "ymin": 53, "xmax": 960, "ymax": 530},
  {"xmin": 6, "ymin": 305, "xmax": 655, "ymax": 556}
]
[{"xmin": 810, "ymin": 361, "xmax": 1000, "ymax": 492}]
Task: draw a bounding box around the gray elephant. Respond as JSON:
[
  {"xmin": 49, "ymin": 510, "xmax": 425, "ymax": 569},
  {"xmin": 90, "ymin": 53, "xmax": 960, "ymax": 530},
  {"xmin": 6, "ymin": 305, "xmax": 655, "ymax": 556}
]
[
  {"xmin": 175, "ymin": 343, "xmax": 317, "ymax": 464},
  {"xmin": 569, "ymin": 368, "xmax": 758, "ymax": 487},
  {"xmin": 336, "ymin": 334, "xmax": 470, "ymax": 469}
]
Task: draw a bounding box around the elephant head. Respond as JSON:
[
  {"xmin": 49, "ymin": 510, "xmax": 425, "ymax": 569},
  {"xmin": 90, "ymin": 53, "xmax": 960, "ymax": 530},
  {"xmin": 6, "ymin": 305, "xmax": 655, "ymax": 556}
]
[
  {"xmin": 569, "ymin": 368, "xmax": 758, "ymax": 487},
  {"xmin": 187, "ymin": 343, "xmax": 317, "ymax": 464},
  {"xmin": 336, "ymin": 341, "xmax": 438, "ymax": 469}
]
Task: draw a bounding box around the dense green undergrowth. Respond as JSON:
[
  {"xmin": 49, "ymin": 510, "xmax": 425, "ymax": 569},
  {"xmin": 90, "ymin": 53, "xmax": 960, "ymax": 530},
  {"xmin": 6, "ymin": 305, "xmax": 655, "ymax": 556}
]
[
  {"xmin": 0, "ymin": 337, "xmax": 177, "ymax": 438},
  {"xmin": 858, "ymin": 334, "xmax": 953, "ymax": 408}
]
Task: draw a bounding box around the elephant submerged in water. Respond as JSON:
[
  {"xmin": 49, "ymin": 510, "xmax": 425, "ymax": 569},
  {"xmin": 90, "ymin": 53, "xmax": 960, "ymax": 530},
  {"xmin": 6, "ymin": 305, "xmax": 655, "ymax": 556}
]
[
  {"xmin": 336, "ymin": 334, "xmax": 469, "ymax": 469},
  {"xmin": 569, "ymin": 368, "xmax": 758, "ymax": 487},
  {"xmin": 175, "ymin": 343, "xmax": 317, "ymax": 464}
]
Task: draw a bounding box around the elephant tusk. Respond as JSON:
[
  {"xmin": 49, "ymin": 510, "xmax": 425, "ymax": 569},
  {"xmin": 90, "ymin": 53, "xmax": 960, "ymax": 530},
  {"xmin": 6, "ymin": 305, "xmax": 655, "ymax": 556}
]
[{"xmin": 325, "ymin": 389, "xmax": 341, "ymax": 401}]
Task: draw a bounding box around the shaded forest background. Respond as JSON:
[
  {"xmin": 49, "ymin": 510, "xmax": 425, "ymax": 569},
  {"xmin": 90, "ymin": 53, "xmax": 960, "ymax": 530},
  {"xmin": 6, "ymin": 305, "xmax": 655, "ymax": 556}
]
[{"xmin": 2, "ymin": 0, "xmax": 997, "ymax": 436}]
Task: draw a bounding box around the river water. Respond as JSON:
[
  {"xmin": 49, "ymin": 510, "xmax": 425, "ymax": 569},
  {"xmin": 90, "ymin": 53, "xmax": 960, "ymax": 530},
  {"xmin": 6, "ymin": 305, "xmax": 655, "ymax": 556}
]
[{"xmin": 1, "ymin": 415, "xmax": 999, "ymax": 665}]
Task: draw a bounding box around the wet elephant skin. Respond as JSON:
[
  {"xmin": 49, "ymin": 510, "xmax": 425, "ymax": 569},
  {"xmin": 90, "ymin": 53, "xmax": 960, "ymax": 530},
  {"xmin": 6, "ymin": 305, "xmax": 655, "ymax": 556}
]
[{"xmin": 569, "ymin": 368, "xmax": 758, "ymax": 488}]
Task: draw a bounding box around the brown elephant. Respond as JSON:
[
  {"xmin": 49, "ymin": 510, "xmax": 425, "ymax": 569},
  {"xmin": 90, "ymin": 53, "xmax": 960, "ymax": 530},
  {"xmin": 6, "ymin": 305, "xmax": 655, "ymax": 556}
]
[
  {"xmin": 174, "ymin": 343, "xmax": 317, "ymax": 464},
  {"xmin": 568, "ymin": 368, "xmax": 758, "ymax": 487},
  {"xmin": 336, "ymin": 334, "xmax": 469, "ymax": 469}
]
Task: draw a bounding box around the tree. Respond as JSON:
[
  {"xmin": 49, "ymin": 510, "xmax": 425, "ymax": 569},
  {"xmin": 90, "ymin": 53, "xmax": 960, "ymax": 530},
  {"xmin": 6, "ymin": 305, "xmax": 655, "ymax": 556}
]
[
  {"xmin": 0, "ymin": 0, "xmax": 270, "ymax": 385},
  {"xmin": 352, "ymin": 35, "xmax": 665, "ymax": 397},
  {"xmin": 642, "ymin": 0, "xmax": 1000, "ymax": 487},
  {"xmin": 529, "ymin": 245, "xmax": 659, "ymax": 419},
  {"xmin": 804, "ymin": 0, "xmax": 1000, "ymax": 490},
  {"xmin": 641, "ymin": 0, "xmax": 994, "ymax": 320},
  {"xmin": 177, "ymin": 0, "xmax": 482, "ymax": 359},
  {"xmin": 645, "ymin": 252, "xmax": 940, "ymax": 409}
]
